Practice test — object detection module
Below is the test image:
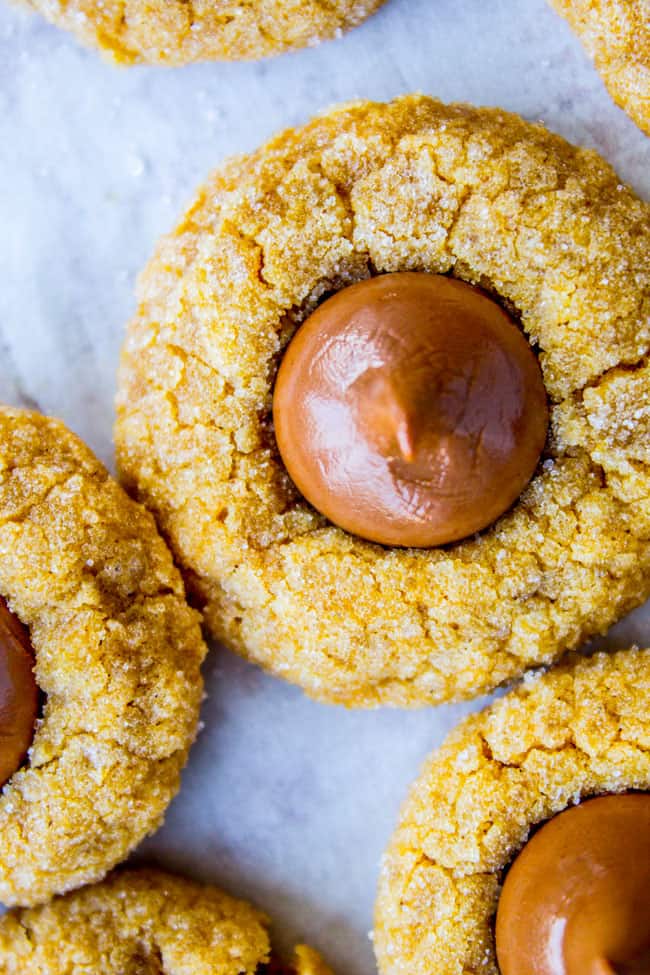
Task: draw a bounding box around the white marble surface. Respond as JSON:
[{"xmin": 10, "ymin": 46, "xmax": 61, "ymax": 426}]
[{"xmin": 0, "ymin": 1, "xmax": 649, "ymax": 972}]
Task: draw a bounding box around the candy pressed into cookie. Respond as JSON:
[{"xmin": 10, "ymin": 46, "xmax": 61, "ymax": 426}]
[
  {"xmin": 374, "ymin": 647, "xmax": 650, "ymax": 975},
  {"xmin": 0, "ymin": 407, "xmax": 206, "ymax": 905},
  {"xmin": 116, "ymin": 94, "xmax": 650, "ymax": 708},
  {"xmin": 549, "ymin": 0, "xmax": 650, "ymax": 135},
  {"xmin": 18, "ymin": 0, "xmax": 385, "ymax": 65},
  {"xmin": 0, "ymin": 867, "xmax": 334, "ymax": 975}
]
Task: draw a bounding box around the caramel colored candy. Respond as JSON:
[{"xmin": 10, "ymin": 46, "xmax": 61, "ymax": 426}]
[
  {"xmin": 273, "ymin": 273, "xmax": 549, "ymax": 547},
  {"xmin": 496, "ymin": 794, "xmax": 650, "ymax": 975},
  {"xmin": 0, "ymin": 596, "xmax": 38, "ymax": 786}
]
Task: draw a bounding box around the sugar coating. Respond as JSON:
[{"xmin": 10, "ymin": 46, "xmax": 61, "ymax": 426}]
[
  {"xmin": 16, "ymin": 0, "xmax": 384, "ymax": 64},
  {"xmin": 115, "ymin": 95, "xmax": 650, "ymax": 708},
  {"xmin": 0, "ymin": 408, "xmax": 206, "ymax": 906},
  {"xmin": 0, "ymin": 867, "xmax": 334, "ymax": 974},
  {"xmin": 549, "ymin": 0, "xmax": 650, "ymax": 135},
  {"xmin": 373, "ymin": 647, "xmax": 650, "ymax": 975}
]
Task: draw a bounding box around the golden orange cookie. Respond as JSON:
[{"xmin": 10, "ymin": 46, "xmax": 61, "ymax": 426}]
[
  {"xmin": 116, "ymin": 95, "xmax": 650, "ymax": 708},
  {"xmin": 0, "ymin": 407, "xmax": 206, "ymax": 905},
  {"xmin": 17, "ymin": 0, "xmax": 385, "ymax": 64},
  {"xmin": 549, "ymin": 0, "xmax": 650, "ymax": 134},
  {"xmin": 0, "ymin": 867, "xmax": 334, "ymax": 975},
  {"xmin": 374, "ymin": 648, "xmax": 650, "ymax": 975}
]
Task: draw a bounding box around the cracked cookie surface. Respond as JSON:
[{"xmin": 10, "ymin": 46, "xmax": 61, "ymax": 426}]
[
  {"xmin": 0, "ymin": 867, "xmax": 334, "ymax": 975},
  {"xmin": 115, "ymin": 94, "xmax": 650, "ymax": 708},
  {"xmin": 0, "ymin": 408, "xmax": 206, "ymax": 905},
  {"xmin": 374, "ymin": 647, "xmax": 650, "ymax": 975},
  {"xmin": 18, "ymin": 0, "xmax": 385, "ymax": 64},
  {"xmin": 549, "ymin": 0, "xmax": 650, "ymax": 135}
]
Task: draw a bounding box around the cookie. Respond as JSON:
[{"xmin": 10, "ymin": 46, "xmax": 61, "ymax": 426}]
[
  {"xmin": 18, "ymin": 0, "xmax": 385, "ymax": 65},
  {"xmin": 0, "ymin": 867, "xmax": 334, "ymax": 974},
  {"xmin": 0, "ymin": 407, "xmax": 206, "ymax": 905},
  {"xmin": 374, "ymin": 647, "xmax": 650, "ymax": 975},
  {"xmin": 115, "ymin": 94, "xmax": 650, "ymax": 708},
  {"xmin": 549, "ymin": 0, "xmax": 650, "ymax": 135}
]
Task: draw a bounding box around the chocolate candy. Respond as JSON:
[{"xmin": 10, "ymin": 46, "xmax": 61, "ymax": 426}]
[
  {"xmin": 496, "ymin": 794, "xmax": 650, "ymax": 975},
  {"xmin": 0, "ymin": 596, "xmax": 39, "ymax": 786},
  {"xmin": 273, "ymin": 272, "xmax": 548, "ymax": 547}
]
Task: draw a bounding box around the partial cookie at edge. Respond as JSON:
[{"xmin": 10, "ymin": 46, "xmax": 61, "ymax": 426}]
[
  {"xmin": 0, "ymin": 867, "xmax": 335, "ymax": 975},
  {"xmin": 18, "ymin": 0, "xmax": 386, "ymax": 65},
  {"xmin": 549, "ymin": 0, "xmax": 650, "ymax": 135},
  {"xmin": 374, "ymin": 648, "xmax": 650, "ymax": 975},
  {"xmin": 0, "ymin": 407, "xmax": 206, "ymax": 905}
]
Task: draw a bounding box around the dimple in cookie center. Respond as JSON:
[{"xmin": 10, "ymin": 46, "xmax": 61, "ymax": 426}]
[
  {"xmin": 273, "ymin": 272, "xmax": 549, "ymax": 548},
  {"xmin": 0, "ymin": 595, "xmax": 39, "ymax": 787}
]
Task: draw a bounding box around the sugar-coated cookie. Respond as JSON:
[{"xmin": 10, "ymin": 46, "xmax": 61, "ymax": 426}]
[
  {"xmin": 116, "ymin": 95, "xmax": 650, "ymax": 708},
  {"xmin": 374, "ymin": 647, "xmax": 650, "ymax": 975},
  {"xmin": 0, "ymin": 867, "xmax": 334, "ymax": 974},
  {"xmin": 0, "ymin": 407, "xmax": 206, "ymax": 905},
  {"xmin": 549, "ymin": 0, "xmax": 650, "ymax": 134},
  {"xmin": 18, "ymin": 0, "xmax": 385, "ymax": 64}
]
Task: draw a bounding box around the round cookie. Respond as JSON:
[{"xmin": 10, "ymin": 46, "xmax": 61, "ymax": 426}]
[
  {"xmin": 549, "ymin": 0, "xmax": 650, "ymax": 135},
  {"xmin": 115, "ymin": 94, "xmax": 650, "ymax": 709},
  {"xmin": 373, "ymin": 647, "xmax": 650, "ymax": 975},
  {"xmin": 18, "ymin": 0, "xmax": 385, "ymax": 65},
  {"xmin": 0, "ymin": 407, "xmax": 206, "ymax": 905},
  {"xmin": 0, "ymin": 867, "xmax": 334, "ymax": 975}
]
